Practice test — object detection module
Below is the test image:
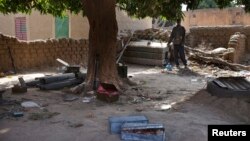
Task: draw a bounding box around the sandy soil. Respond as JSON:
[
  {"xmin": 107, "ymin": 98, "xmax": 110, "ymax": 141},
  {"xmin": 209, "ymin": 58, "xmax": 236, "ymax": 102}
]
[{"xmin": 0, "ymin": 64, "xmax": 250, "ymax": 141}]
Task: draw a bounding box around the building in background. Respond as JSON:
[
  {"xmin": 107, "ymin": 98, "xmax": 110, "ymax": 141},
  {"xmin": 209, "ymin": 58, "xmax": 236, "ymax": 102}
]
[
  {"xmin": 182, "ymin": 7, "xmax": 250, "ymax": 31},
  {"xmin": 0, "ymin": 9, "xmax": 152, "ymax": 40}
]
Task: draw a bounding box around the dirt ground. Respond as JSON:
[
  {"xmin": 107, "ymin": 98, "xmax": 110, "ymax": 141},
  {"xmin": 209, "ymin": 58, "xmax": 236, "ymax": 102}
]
[{"xmin": 0, "ymin": 64, "xmax": 250, "ymax": 141}]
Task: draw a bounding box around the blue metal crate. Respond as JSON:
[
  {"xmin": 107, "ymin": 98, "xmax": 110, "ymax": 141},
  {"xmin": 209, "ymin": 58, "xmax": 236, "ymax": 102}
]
[
  {"xmin": 121, "ymin": 123, "xmax": 165, "ymax": 141},
  {"xmin": 109, "ymin": 116, "xmax": 148, "ymax": 134}
]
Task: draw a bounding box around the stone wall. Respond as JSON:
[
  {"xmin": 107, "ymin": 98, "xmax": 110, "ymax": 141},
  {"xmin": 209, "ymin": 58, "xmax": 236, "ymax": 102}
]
[
  {"xmin": 0, "ymin": 34, "xmax": 88, "ymax": 72},
  {"xmin": 188, "ymin": 26, "xmax": 250, "ymax": 52}
]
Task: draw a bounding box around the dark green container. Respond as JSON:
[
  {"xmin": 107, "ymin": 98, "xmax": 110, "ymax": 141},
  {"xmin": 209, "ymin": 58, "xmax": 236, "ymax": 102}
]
[{"xmin": 117, "ymin": 65, "xmax": 128, "ymax": 78}]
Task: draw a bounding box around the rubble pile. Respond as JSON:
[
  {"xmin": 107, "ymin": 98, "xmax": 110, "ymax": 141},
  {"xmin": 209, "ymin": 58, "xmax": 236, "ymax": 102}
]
[
  {"xmin": 119, "ymin": 28, "xmax": 170, "ymax": 42},
  {"xmin": 186, "ymin": 32, "xmax": 250, "ymax": 71}
]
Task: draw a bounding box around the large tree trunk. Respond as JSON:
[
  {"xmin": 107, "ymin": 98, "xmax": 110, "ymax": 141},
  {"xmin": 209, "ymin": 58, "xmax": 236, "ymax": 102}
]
[{"xmin": 82, "ymin": 0, "xmax": 123, "ymax": 90}]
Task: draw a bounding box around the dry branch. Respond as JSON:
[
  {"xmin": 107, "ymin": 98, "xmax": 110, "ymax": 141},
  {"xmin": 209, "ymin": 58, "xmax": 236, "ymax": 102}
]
[{"xmin": 189, "ymin": 54, "xmax": 250, "ymax": 71}]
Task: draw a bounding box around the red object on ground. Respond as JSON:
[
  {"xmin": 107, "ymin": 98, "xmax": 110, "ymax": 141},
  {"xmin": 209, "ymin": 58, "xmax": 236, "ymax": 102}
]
[{"xmin": 96, "ymin": 83, "xmax": 119, "ymax": 102}]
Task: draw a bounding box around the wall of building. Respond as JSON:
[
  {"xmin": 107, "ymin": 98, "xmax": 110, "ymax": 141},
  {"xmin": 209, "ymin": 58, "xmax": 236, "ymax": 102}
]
[
  {"xmin": 0, "ymin": 14, "xmax": 15, "ymax": 36},
  {"xmin": 0, "ymin": 34, "xmax": 88, "ymax": 72},
  {"xmin": 183, "ymin": 8, "xmax": 250, "ymax": 31},
  {"xmin": 70, "ymin": 13, "xmax": 89, "ymax": 39},
  {"xmin": 0, "ymin": 9, "xmax": 152, "ymax": 40},
  {"xmin": 29, "ymin": 11, "xmax": 54, "ymax": 40}
]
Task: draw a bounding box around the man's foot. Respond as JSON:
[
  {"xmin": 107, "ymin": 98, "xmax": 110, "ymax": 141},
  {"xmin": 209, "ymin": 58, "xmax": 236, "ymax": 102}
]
[
  {"xmin": 184, "ymin": 65, "xmax": 188, "ymax": 69},
  {"xmin": 176, "ymin": 65, "xmax": 180, "ymax": 69}
]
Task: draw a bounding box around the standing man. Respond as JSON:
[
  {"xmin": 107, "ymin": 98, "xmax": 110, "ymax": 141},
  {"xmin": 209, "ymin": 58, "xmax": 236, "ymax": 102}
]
[{"xmin": 167, "ymin": 19, "xmax": 187, "ymax": 68}]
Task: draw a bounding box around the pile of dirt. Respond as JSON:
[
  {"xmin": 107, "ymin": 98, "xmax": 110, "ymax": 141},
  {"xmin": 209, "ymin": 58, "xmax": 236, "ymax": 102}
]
[{"xmin": 190, "ymin": 90, "xmax": 250, "ymax": 123}]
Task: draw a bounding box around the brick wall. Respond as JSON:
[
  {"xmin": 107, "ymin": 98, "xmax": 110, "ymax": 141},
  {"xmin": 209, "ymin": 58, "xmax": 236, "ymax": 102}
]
[
  {"xmin": 188, "ymin": 26, "xmax": 250, "ymax": 52},
  {"xmin": 0, "ymin": 33, "xmax": 88, "ymax": 72}
]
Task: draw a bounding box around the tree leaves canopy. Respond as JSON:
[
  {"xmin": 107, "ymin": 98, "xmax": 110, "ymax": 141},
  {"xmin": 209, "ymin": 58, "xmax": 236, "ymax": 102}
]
[{"xmin": 0, "ymin": 0, "xmax": 249, "ymax": 20}]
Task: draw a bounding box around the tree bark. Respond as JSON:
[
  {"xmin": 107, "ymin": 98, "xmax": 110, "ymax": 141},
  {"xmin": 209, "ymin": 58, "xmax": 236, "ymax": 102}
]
[{"xmin": 82, "ymin": 0, "xmax": 123, "ymax": 90}]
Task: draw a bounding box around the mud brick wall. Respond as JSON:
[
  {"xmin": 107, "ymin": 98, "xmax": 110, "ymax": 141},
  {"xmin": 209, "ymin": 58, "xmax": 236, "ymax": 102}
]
[
  {"xmin": 243, "ymin": 26, "xmax": 250, "ymax": 52},
  {"xmin": 188, "ymin": 26, "xmax": 250, "ymax": 52},
  {"xmin": 188, "ymin": 26, "xmax": 246, "ymax": 48},
  {"xmin": 0, "ymin": 34, "xmax": 88, "ymax": 72}
]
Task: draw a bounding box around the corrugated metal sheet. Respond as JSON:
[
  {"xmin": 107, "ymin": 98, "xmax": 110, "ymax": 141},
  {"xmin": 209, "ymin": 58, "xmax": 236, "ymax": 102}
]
[{"xmin": 213, "ymin": 77, "xmax": 250, "ymax": 91}]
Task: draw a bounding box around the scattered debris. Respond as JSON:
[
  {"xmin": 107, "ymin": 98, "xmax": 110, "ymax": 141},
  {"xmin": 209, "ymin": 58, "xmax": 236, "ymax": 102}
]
[
  {"xmin": 12, "ymin": 77, "xmax": 28, "ymax": 94},
  {"xmin": 70, "ymin": 82, "xmax": 85, "ymax": 94},
  {"xmin": 21, "ymin": 101, "xmax": 40, "ymax": 108},
  {"xmin": 0, "ymin": 99, "xmax": 19, "ymax": 106},
  {"xmin": 0, "ymin": 72, "xmax": 5, "ymax": 78},
  {"xmin": 135, "ymin": 107, "xmax": 144, "ymax": 112},
  {"xmin": 86, "ymin": 91, "xmax": 95, "ymax": 95},
  {"xmin": 191, "ymin": 79, "xmax": 198, "ymax": 82},
  {"xmin": 12, "ymin": 84, "xmax": 27, "ymax": 94},
  {"xmin": 82, "ymin": 97, "xmax": 93, "ymax": 103},
  {"xmin": 56, "ymin": 58, "xmax": 80, "ymax": 73},
  {"xmin": 62, "ymin": 94, "xmax": 79, "ymax": 102},
  {"xmin": 159, "ymin": 104, "xmax": 172, "ymax": 111},
  {"xmin": 12, "ymin": 112, "xmax": 24, "ymax": 117},
  {"xmin": 85, "ymin": 113, "xmax": 95, "ymax": 118},
  {"xmin": 186, "ymin": 45, "xmax": 250, "ymax": 71},
  {"xmin": 68, "ymin": 122, "xmax": 84, "ymax": 128},
  {"xmin": 96, "ymin": 83, "xmax": 119, "ymax": 103}
]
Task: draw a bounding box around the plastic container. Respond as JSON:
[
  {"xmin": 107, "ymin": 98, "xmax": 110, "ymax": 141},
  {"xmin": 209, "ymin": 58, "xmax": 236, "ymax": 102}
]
[
  {"xmin": 165, "ymin": 63, "xmax": 172, "ymax": 71},
  {"xmin": 109, "ymin": 115, "xmax": 148, "ymax": 134},
  {"xmin": 121, "ymin": 123, "xmax": 165, "ymax": 141}
]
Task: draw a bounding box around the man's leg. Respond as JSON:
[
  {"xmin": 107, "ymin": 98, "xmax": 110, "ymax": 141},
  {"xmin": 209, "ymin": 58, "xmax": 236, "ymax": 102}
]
[
  {"xmin": 174, "ymin": 45, "xmax": 179, "ymax": 67},
  {"xmin": 179, "ymin": 45, "xmax": 187, "ymax": 66}
]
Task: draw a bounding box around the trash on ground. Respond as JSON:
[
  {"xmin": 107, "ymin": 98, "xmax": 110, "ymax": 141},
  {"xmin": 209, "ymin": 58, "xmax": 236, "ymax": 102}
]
[
  {"xmin": 96, "ymin": 83, "xmax": 119, "ymax": 103},
  {"xmin": 85, "ymin": 113, "xmax": 95, "ymax": 118},
  {"xmin": 86, "ymin": 91, "xmax": 95, "ymax": 95},
  {"xmin": 12, "ymin": 112, "xmax": 24, "ymax": 117},
  {"xmin": 135, "ymin": 107, "xmax": 144, "ymax": 112},
  {"xmin": 68, "ymin": 122, "xmax": 84, "ymax": 128},
  {"xmin": 191, "ymin": 79, "xmax": 198, "ymax": 82},
  {"xmin": 12, "ymin": 84, "xmax": 27, "ymax": 94},
  {"xmin": 62, "ymin": 94, "xmax": 79, "ymax": 102},
  {"xmin": 82, "ymin": 97, "xmax": 93, "ymax": 103},
  {"xmin": 0, "ymin": 72, "xmax": 5, "ymax": 78},
  {"xmin": 160, "ymin": 104, "xmax": 172, "ymax": 111},
  {"xmin": 21, "ymin": 101, "xmax": 40, "ymax": 108}
]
